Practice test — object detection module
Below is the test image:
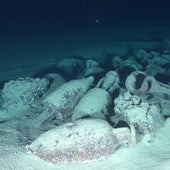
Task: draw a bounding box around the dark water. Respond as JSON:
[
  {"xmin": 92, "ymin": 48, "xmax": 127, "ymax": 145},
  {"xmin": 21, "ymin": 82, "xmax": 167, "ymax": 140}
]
[{"xmin": 0, "ymin": 0, "xmax": 170, "ymax": 80}]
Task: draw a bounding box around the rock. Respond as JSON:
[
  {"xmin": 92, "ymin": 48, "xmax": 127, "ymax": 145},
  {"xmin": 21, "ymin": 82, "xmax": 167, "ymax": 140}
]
[{"xmin": 72, "ymin": 88, "xmax": 112, "ymax": 121}]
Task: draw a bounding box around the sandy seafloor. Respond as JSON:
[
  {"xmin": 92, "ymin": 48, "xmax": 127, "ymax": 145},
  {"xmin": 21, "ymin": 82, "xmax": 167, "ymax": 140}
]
[
  {"xmin": 1, "ymin": 25, "xmax": 170, "ymax": 169},
  {"xmin": 0, "ymin": 118, "xmax": 170, "ymax": 170},
  {"xmin": 0, "ymin": 24, "xmax": 168, "ymax": 81}
]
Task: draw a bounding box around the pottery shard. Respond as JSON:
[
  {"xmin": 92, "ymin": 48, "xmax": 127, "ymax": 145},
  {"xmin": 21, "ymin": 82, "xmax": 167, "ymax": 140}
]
[
  {"xmin": 72, "ymin": 88, "xmax": 112, "ymax": 120},
  {"xmin": 27, "ymin": 119, "xmax": 117, "ymax": 163},
  {"xmin": 43, "ymin": 76, "xmax": 94, "ymax": 121}
]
